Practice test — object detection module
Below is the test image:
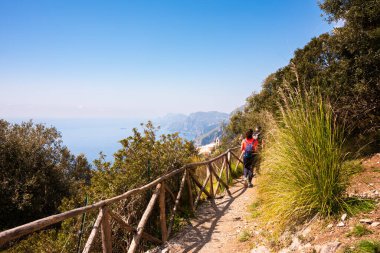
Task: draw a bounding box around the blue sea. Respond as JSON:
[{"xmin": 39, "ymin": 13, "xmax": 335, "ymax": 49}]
[{"xmin": 5, "ymin": 118, "xmax": 150, "ymax": 163}]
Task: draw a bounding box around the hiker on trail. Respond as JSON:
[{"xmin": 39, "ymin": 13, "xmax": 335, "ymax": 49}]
[
  {"xmin": 253, "ymin": 126, "xmax": 264, "ymax": 150},
  {"xmin": 241, "ymin": 129, "xmax": 258, "ymax": 187},
  {"xmin": 252, "ymin": 126, "xmax": 264, "ymax": 174}
]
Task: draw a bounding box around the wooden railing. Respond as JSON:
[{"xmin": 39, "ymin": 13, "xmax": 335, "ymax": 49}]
[{"xmin": 0, "ymin": 147, "xmax": 244, "ymax": 253}]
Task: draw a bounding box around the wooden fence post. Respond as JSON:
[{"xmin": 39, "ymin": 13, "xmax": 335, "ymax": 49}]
[
  {"xmin": 226, "ymin": 153, "xmax": 230, "ymax": 183},
  {"xmin": 190, "ymin": 171, "xmax": 212, "ymax": 207},
  {"xmin": 213, "ymin": 162, "xmax": 225, "ymax": 195},
  {"xmin": 127, "ymin": 184, "xmax": 161, "ymax": 253},
  {"xmin": 101, "ymin": 206, "xmax": 112, "ymax": 253},
  {"xmin": 83, "ymin": 209, "xmax": 104, "ymax": 253},
  {"xmin": 167, "ymin": 170, "xmax": 187, "ymax": 238},
  {"xmin": 159, "ymin": 182, "xmax": 168, "ymax": 243},
  {"xmin": 207, "ymin": 164, "xmax": 214, "ymax": 198},
  {"xmin": 186, "ymin": 172, "xmax": 195, "ymax": 213},
  {"xmin": 209, "ymin": 164, "xmax": 231, "ymax": 196}
]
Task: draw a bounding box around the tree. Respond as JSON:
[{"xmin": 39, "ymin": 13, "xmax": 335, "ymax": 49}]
[
  {"xmin": 320, "ymin": 0, "xmax": 380, "ymax": 148},
  {"xmin": 0, "ymin": 120, "xmax": 91, "ymax": 230}
]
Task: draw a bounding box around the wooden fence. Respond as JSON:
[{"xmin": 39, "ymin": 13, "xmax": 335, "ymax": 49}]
[{"xmin": 0, "ymin": 147, "xmax": 244, "ymax": 253}]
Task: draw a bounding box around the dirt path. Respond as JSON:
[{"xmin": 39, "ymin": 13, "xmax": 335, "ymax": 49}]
[{"xmin": 152, "ymin": 177, "xmax": 257, "ymax": 253}]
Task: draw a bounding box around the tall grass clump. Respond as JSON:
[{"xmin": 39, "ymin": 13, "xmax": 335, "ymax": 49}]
[{"xmin": 258, "ymin": 88, "xmax": 348, "ymax": 230}]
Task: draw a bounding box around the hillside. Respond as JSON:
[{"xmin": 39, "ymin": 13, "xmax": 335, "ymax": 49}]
[
  {"xmin": 155, "ymin": 111, "xmax": 229, "ymax": 145},
  {"xmin": 150, "ymin": 154, "xmax": 380, "ymax": 253}
]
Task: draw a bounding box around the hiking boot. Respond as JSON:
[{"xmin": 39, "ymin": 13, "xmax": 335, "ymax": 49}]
[{"xmin": 248, "ymin": 183, "xmax": 253, "ymax": 188}]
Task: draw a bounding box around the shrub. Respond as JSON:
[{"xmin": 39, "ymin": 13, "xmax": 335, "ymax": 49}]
[
  {"xmin": 0, "ymin": 120, "xmax": 91, "ymax": 231},
  {"xmin": 257, "ymin": 88, "xmax": 348, "ymax": 230}
]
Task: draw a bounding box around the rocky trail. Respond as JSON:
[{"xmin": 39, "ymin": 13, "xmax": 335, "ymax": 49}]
[{"xmin": 151, "ymin": 177, "xmax": 257, "ymax": 253}]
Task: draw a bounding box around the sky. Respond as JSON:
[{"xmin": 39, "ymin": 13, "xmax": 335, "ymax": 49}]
[{"xmin": 0, "ymin": 0, "xmax": 335, "ymax": 119}]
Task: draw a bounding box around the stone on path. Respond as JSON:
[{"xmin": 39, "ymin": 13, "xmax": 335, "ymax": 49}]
[
  {"xmin": 359, "ymin": 218, "xmax": 372, "ymax": 224},
  {"xmin": 251, "ymin": 246, "xmax": 270, "ymax": 253},
  {"xmin": 316, "ymin": 241, "xmax": 341, "ymax": 253}
]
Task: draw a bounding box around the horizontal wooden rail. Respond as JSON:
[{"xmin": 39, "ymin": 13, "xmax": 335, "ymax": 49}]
[{"xmin": 0, "ymin": 147, "xmax": 240, "ymax": 252}]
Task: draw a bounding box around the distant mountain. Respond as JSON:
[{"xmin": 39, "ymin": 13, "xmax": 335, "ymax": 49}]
[{"xmin": 155, "ymin": 111, "xmax": 229, "ymax": 145}]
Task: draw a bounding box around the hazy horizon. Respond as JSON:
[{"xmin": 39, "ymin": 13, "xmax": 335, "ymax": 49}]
[{"xmin": 3, "ymin": 110, "xmax": 230, "ymax": 162}]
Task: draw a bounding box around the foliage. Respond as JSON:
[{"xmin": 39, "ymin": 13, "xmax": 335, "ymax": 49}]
[
  {"xmin": 257, "ymin": 88, "xmax": 349, "ymax": 230},
  {"xmin": 73, "ymin": 122, "xmax": 199, "ymax": 252},
  {"xmin": 91, "ymin": 121, "xmax": 197, "ymax": 198},
  {"xmin": 225, "ymin": 0, "xmax": 380, "ymax": 154},
  {"xmin": 82, "ymin": 122, "xmax": 197, "ymax": 252},
  {"xmin": 0, "ymin": 120, "xmax": 91, "ymax": 231},
  {"xmin": 3, "ymin": 122, "xmax": 198, "ymax": 252}
]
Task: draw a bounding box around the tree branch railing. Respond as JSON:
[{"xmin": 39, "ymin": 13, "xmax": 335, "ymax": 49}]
[{"xmin": 0, "ymin": 147, "xmax": 242, "ymax": 253}]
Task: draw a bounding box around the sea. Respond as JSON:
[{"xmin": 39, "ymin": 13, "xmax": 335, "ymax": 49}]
[{"xmin": 5, "ymin": 118, "xmax": 152, "ymax": 163}]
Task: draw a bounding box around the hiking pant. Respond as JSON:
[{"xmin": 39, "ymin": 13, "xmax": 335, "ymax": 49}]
[{"xmin": 243, "ymin": 155, "xmax": 254, "ymax": 182}]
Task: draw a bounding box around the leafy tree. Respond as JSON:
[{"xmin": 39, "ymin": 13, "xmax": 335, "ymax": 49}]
[
  {"xmin": 320, "ymin": 0, "xmax": 380, "ymax": 150},
  {"xmin": 0, "ymin": 120, "xmax": 91, "ymax": 231}
]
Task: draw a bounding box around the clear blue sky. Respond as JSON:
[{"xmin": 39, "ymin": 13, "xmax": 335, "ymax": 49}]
[{"xmin": 0, "ymin": 0, "xmax": 334, "ymax": 119}]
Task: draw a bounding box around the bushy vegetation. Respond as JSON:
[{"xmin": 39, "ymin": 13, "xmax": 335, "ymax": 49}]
[
  {"xmin": 2, "ymin": 122, "xmax": 198, "ymax": 252},
  {"xmin": 257, "ymin": 89, "xmax": 349, "ymax": 229},
  {"xmin": 0, "ymin": 120, "xmax": 91, "ymax": 231}
]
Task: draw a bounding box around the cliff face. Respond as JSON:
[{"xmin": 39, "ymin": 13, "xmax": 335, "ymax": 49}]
[{"xmin": 155, "ymin": 111, "xmax": 229, "ymax": 145}]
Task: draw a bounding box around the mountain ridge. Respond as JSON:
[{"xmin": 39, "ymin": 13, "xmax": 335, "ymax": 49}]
[{"xmin": 155, "ymin": 111, "xmax": 229, "ymax": 145}]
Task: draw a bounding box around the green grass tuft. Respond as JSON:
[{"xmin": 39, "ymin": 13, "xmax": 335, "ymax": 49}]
[
  {"xmin": 345, "ymin": 240, "xmax": 380, "ymax": 253},
  {"xmin": 238, "ymin": 229, "xmax": 251, "ymax": 242},
  {"xmin": 347, "ymin": 224, "xmax": 373, "ymax": 237},
  {"xmin": 344, "ymin": 198, "xmax": 377, "ymax": 215},
  {"xmin": 258, "ymin": 88, "xmax": 349, "ymax": 230},
  {"xmin": 248, "ymin": 201, "xmax": 261, "ymax": 219}
]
